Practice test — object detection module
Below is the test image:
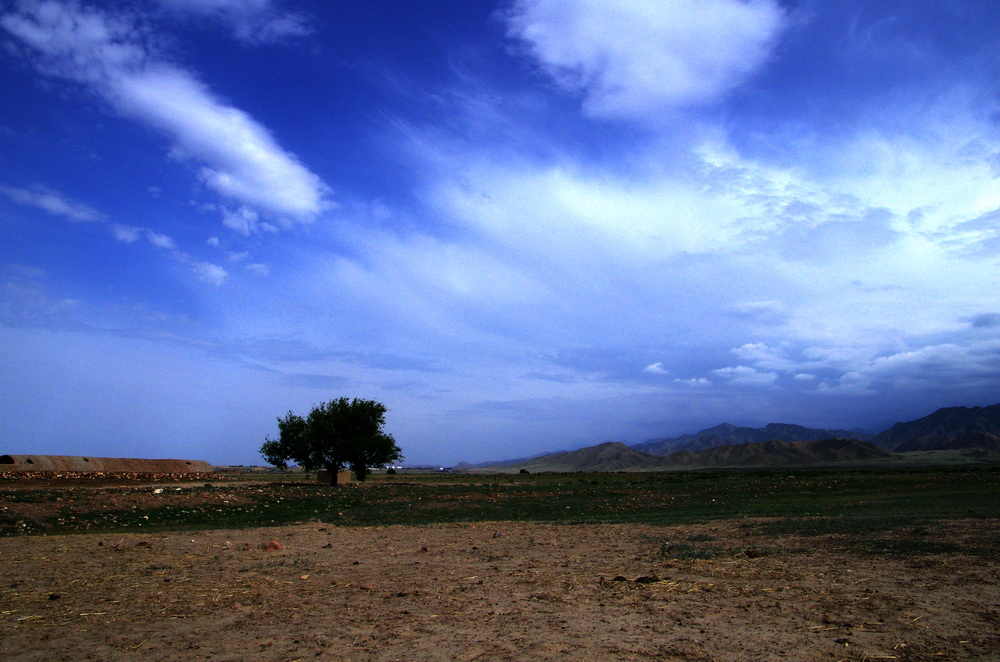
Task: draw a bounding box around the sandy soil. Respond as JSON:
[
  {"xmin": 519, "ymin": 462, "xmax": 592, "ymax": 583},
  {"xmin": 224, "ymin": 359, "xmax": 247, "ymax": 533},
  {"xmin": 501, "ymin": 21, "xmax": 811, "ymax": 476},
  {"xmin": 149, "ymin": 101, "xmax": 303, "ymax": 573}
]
[{"xmin": 1, "ymin": 518, "xmax": 998, "ymax": 661}]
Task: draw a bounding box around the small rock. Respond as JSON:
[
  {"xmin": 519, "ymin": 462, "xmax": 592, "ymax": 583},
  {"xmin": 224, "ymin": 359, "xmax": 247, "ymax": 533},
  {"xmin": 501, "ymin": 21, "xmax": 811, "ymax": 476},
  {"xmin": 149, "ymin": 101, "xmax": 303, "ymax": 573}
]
[
  {"xmin": 635, "ymin": 576, "xmax": 660, "ymax": 584},
  {"xmin": 263, "ymin": 540, "xmax": 284, "ymax": 551},
  {"xmin": 359, "ymin": 584, "xmax": 376, "ymax": 591},
  {"xmin": 49, "ymin": 593, "xmax": 61, "ymax": 600}
]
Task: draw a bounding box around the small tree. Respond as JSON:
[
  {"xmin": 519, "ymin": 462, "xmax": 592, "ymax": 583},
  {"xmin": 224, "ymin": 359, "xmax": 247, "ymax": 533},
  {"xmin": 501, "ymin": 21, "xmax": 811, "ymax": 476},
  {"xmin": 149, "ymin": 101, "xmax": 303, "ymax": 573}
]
[{"xmin": 260, "ymin": 397, "xmax": 402, "ymax": 484}]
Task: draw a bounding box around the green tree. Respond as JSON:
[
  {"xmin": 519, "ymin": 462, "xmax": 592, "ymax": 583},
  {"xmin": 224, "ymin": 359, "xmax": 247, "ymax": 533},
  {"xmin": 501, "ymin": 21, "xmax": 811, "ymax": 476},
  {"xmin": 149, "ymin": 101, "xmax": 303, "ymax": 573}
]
[{"xmin": 260, "ymin": 397, "xmax": 402, "ymax": 484}]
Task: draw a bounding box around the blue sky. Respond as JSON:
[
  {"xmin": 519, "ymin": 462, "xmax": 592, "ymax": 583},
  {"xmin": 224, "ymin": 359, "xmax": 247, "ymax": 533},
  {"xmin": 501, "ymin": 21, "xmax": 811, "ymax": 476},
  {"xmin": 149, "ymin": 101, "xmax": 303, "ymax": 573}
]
[{"xmin": 2, "ymin": 0, "xmax": 999, "ymax": 466}]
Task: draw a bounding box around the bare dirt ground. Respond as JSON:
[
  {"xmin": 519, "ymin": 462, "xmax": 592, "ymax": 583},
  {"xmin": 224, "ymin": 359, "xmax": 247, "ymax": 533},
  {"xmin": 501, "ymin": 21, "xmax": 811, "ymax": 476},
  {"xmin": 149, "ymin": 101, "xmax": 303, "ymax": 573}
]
[{"xmin": 2, "ymin": 517, "xmax": 998, "ymax": 661}]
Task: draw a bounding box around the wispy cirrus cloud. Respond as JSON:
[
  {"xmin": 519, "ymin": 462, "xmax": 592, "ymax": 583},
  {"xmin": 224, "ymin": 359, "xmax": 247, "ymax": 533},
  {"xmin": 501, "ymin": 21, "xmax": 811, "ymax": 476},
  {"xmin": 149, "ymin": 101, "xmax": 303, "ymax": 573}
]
[
  {"xmin": 109, "ymin": 224, "xmax": 228, "ymax": 285},
  {"xmin": 155, "ymin": 0, "xmax": 311, "ymax": 45},
  {"xmin": 0, "ymin": 185, "xmax": 103, "ymax": 222},
  {"xmin": 0, "ymin": 181, "xmax": 227, "ymax": 286},
  {"xmin": 1, "ymin": 0, "xmax": 330, "ymax": 226}
]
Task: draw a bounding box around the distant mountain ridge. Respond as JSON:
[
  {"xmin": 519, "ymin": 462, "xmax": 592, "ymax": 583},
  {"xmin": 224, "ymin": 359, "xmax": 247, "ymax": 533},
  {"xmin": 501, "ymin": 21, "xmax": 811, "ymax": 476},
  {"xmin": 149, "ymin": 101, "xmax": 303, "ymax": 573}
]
[
  {"xmin": 459, "ymin": 402, "xmax": 1000, "ymax": 472},
  {"xmin": 656, "ymin": 438, "xmax": 894, "ymax": 469},
  {"xmin": 632, "ymin": 422, "xmax": 872, "ymax": 455},
  {"xmin": 870, "ymin": 404, "xmax": 1000, "ymax": 451},
  {"xmin": 493, "ymin": 438, "xmax": 894, "ymax": 473}
]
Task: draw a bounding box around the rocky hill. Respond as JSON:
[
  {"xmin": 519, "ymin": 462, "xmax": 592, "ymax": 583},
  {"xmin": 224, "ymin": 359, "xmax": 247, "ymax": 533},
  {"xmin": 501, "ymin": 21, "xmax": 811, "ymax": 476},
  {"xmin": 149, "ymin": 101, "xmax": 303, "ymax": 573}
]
[
  {"xmin": 870, "ymin": 404, "xmax": 1000, "ymax": 451},
  {"xmin": 632, "ymin": 422, "xmax": 872, "ymax": 455}
]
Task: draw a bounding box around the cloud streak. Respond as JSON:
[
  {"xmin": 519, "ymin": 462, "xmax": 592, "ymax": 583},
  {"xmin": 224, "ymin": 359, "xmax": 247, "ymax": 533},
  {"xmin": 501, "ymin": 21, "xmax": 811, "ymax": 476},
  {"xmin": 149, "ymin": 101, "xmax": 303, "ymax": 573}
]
[
  {"xmin": 0, "ymin": 179, "xmax": 227, "ymax": 287},
  {"xmin": 1, "ymin": 0, "xmax": 329, "ymax": 225},
  {"xmin": 155, "ymin": 0, "xmax": 311, "ymax": 44},
  {"xmin": 0, "ymin": 185, "xmax": 103, "ymax": 222}
]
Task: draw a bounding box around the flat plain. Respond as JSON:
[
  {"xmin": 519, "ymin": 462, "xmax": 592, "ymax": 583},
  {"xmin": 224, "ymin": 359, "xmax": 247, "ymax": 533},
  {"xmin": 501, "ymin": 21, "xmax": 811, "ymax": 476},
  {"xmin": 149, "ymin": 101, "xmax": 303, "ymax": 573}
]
[{"xmin": 1, "ymin": 469, "xmax": 998, "ymax": 660}]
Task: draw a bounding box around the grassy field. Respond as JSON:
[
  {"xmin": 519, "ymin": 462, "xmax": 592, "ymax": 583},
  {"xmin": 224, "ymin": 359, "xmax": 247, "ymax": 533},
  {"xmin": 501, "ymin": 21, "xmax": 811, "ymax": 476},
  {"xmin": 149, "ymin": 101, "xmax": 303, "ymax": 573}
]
[{"xmin": 2, "ymin": 467, "xmax": 998, "ymax": 543}]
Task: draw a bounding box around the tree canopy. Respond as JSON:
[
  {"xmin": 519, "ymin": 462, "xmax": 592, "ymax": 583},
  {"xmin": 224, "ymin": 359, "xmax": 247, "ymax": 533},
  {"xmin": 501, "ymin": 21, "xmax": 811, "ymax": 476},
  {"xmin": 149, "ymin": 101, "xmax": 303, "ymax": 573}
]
[{"xmin": 260, "ymin": 397, "xmax": 402, "ymax": 484}]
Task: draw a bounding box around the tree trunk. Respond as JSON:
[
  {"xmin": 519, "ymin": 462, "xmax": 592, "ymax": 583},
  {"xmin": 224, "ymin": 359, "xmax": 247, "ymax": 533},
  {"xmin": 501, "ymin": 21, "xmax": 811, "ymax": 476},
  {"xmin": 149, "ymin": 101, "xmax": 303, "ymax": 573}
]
[{"xmin": 324, "ymin": 464, "xmax": 339, "ymax": 485}]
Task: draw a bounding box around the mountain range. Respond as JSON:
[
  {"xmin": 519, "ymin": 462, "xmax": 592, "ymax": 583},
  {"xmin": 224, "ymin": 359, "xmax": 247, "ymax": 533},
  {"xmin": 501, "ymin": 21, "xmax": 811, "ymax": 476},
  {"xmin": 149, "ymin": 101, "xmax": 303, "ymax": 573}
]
[
  {"xmin": 632, "ymin": 422, "xmax": 872, "ymax": 455},
  {"xmin": 464, "ymin": 403, "xmax": 1000, "ymax": 472},
  {"xmin": 869, "ymin": 403, "xmax": 1000, "ymax": 451}
]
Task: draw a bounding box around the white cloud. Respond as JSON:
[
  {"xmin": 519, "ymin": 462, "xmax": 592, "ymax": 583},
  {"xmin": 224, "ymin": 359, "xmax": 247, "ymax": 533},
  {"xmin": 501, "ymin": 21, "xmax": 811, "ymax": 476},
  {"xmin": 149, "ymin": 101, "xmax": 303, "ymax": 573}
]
[
  {"xmin": 145, "ymin": 230, "xmax": 176, "ymax": 250},
  {"xmin": 1, "ymin": 2, "xmax": 329, "ymax": 224},
  {"xmin": 110, "ymin": 224, "xmax": 176, "ymax": 249},
  {"xmin": 190, "ymin": 261, "xmax": 228, "ymax": 285},
  {"xmin": 155, "ymin": 0, "xmax": 311, "ymax": 44},
  {"xmin": 642, "ymin": 362, "xmax": 668, "ymax": 375},
  {"xmin": 505, "ymin": 0, "xmax": 787, "ymax": 118},
  {"xmin": 112, "ymin": 66, "xmax": 329, "ymax": 220},
  {"xmin": 245, "ymin": 263, "xmax": 270, "ymax": 276},
  {"xmin": 867, "ymin": 342, "xmax": 1000, "ymax": 388},
  {"xmin": 110, "ymin": 224, "xmax": 142, "ymax": 243},
  {"xmin": 433, "ymin": 160, "xmax": 768, "ymax": 263},
  {"xmin": 712, "ymin": 365, "xmax": 778, "ymax": 386},
  {"xmin": 821, "ymin": 126, "xmax": 1000, "ymax": 240},
  {"xmin": 674, "ymin": 377, "xmax": 710, "ymax": 387},
  {"xmin": 220, "ymin": 205, "xmax": 276, "ymax": 235},
  {"xmin": 0, "ymin": 2, "xmax": 150, "ymax": 82},
  {"xmin": 0, "ymin": 185, "xmax": 103, "ymax": 222},
  {"xmin": 728, "ymin": 337, "xmax": 1000, "ymax": 396},
  {"xmin": 728, "ymin": 300, "xmax": 789, "ymax": 326},
  {"xmin": 817, "ymin": 371, "xmax": 873, "ymax": 395},
  {"xmin": 108, "ymin": 221, "xmax": 234, "ymax": 287},
  {"xmin": 731, "ymin": 342, "xmax": 796, "ymax": 372}
]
